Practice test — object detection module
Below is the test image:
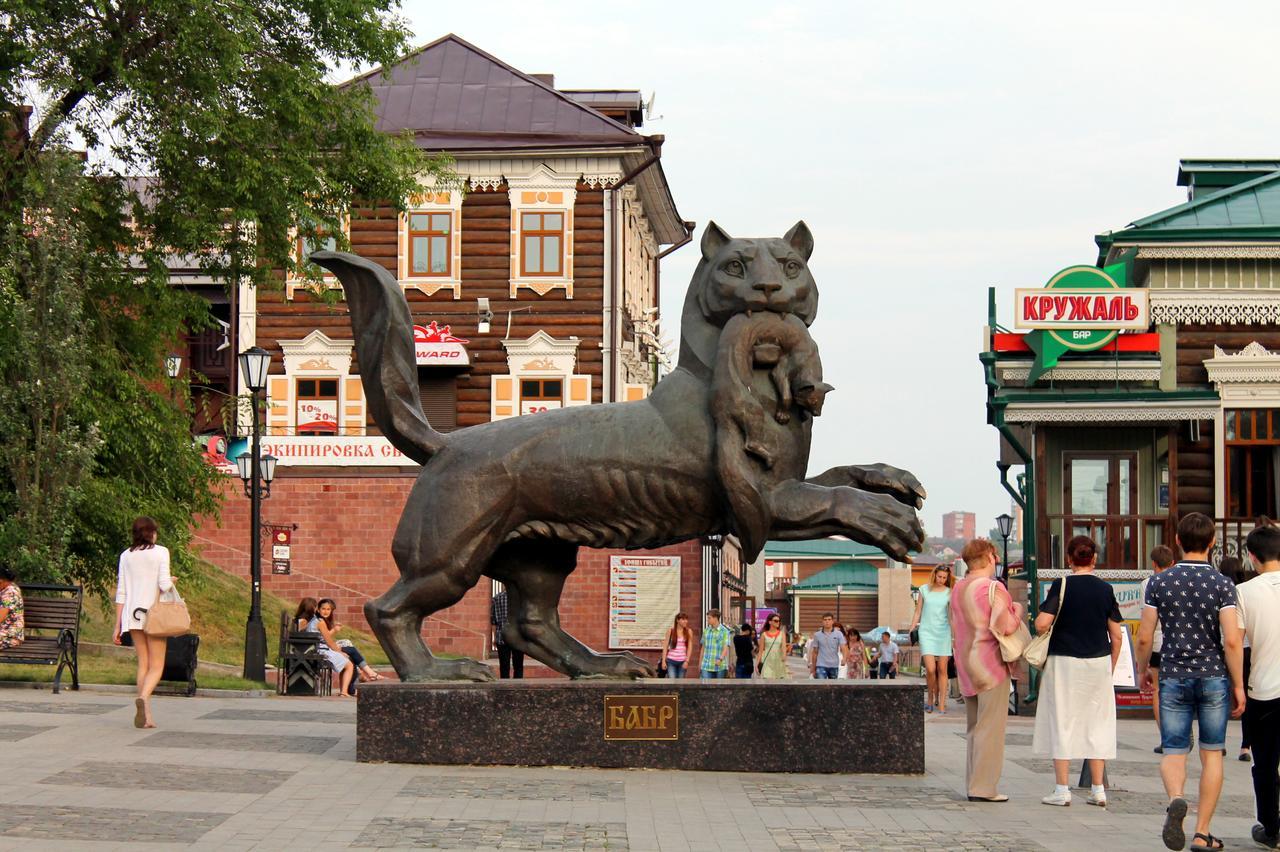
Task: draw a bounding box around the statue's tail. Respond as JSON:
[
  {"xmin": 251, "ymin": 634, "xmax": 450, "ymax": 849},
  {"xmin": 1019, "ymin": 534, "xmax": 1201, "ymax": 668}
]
[{"xmin": 308, "ymin": 251, "xmax": 445, "ymax": 464}]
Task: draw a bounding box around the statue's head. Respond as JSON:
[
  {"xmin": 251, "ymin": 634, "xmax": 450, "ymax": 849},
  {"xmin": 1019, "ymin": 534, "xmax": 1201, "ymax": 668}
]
[{"xmin": 694, "ymin": 221, "xmax": 818, "ymax": 327}]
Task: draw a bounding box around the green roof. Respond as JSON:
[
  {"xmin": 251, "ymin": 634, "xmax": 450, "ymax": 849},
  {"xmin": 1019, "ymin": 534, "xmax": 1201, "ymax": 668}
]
[
  {"xmin": 764, "ymin": 538, "xmax": 885, "ymax": 559},
  {"xmin": 790, "ymin": 560, "xmax": 880, "ymax": 591},
  {"xmin": 1097, "ymin": 167, "xmax": 1280, "ymax": 260}
]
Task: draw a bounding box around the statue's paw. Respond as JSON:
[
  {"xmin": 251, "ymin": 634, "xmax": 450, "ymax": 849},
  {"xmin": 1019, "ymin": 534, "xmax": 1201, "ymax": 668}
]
[
  {"xmin": 402, "ymin": 658, "xmax": 495, "ymax": 683},
  {"xmin": 846, "ymin": 491, "xmax": 926, "ymax": 562},
  {"xmin": 569, "ymin": 652, "xmax": 656, "ymax": 680},
  {"xmin": 851, "ymin": 464, "xmax": 927, "ymax": 509}
]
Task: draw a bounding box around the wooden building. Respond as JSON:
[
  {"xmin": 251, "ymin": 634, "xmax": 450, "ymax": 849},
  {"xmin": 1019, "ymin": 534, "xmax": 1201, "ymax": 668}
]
[
  {"xmin": 983, "ymin": 157, "xmax": 1280, "ymax": 708},
  {"xmin": 188, "ymin": 35, "xmax": 721, "ymax": 669}
]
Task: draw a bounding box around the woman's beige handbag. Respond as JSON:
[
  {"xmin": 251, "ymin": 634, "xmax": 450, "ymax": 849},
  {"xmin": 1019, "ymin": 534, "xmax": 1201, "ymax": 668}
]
[
  {"xmin": 1023, "ymin": 575, "xmax": 1067, "ymax": 671},
  {"xmin": 143, "ymin": 588, "xmax": 191, "ymax": 637},
  {"xmin": 987, "ymin": 580, "xmax": 1031, "ymax": 663}
]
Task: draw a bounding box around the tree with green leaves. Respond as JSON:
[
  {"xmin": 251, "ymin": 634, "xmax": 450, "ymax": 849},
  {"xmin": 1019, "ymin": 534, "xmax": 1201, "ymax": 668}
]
[{"xmin": 0, "ymin": 1, "xmax": 448, "ymax": 593}]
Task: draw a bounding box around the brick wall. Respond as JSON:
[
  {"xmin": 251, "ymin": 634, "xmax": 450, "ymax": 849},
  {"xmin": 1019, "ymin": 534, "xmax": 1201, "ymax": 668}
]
[{"xmin": 194, "ymin": 475, "xmax": 706, "ymax": 670}]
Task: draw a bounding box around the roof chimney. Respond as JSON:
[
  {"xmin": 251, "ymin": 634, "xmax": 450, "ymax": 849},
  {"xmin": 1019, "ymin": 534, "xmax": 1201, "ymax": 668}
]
[{"xmin": 531, "ymin": 73, "xmax": 555, "ymax": 88}]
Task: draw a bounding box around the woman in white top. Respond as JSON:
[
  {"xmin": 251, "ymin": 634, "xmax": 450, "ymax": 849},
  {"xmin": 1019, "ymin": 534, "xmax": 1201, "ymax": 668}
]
[{"xmin": 113, "ymin": 517, "xmax": 174, "ymax": 728}]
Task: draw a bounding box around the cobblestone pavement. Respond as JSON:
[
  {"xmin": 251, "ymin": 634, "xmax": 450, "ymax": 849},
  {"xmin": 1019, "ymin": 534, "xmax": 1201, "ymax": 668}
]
[
  {"xmin": 0, "ymin": 723, "xmax": 54, "ymax": 740},
  {"xmin": 0, "ymin": 687, "xmax": 1267, "ymax": 851}
]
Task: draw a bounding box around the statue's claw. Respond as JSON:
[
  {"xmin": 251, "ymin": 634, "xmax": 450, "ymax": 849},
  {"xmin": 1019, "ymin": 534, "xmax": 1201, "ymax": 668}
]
[{"xmin": 807, "ymin": 463, "xmax": 927, "ymax": 509}]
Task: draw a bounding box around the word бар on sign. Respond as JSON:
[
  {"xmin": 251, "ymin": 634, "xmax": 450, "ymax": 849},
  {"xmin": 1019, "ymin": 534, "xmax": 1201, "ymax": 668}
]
[{"xmin": 603, "ymin": 695, "xmax": 678, "ymax": 741}]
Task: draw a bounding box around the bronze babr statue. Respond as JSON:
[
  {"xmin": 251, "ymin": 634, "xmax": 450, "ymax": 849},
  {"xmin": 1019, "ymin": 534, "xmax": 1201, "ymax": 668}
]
[{"xmin": 310, "ymin": 221, "xmax": 925, "ymax": 682}]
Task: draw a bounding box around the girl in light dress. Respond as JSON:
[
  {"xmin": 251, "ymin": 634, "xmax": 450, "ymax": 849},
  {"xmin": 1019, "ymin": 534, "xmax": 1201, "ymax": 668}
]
[
  {"xmin": 756, "ymin": 613, "xmax": 791, "ymax": 679},
  {"xmin": 294, "ymin": 597, "xmax": 355, "ymax": 697},
  {"xmin": 911, "ymin": 565, "xmax": 955, "ymax": 713}
]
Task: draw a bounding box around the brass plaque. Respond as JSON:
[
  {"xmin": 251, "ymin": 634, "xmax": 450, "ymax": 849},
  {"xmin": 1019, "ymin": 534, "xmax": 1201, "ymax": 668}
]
[{"xmin": 603, "ymin": 695, "xmax": 678, "ymax": 741}]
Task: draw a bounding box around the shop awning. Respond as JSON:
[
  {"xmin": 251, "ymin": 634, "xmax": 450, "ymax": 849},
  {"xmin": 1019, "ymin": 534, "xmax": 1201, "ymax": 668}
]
[{"xmin": 996, "ymin": 388, "xmax": 1219, "ymax": 424}]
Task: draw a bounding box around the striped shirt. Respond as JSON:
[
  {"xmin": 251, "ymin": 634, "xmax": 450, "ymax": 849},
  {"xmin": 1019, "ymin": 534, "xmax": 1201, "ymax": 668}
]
[{"xmin": 950, "ymin": 576, "xmax": 1013, "ymax": 697}]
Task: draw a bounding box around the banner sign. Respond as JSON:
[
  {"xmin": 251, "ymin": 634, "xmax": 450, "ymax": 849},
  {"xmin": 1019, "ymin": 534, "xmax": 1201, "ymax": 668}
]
[
  {"xmin": 296, "ymin": 399, "xmax": 338, "ymax": 433},
  {"xmin": 1020, "ymin": 251, "xmax": 1142, "ymax": 383},
  {"xmin": 261, "ymin": 436, "xmax": 409, "ymax": 466},
  {"xmin": 414, "ymin": 321, "xmax": 470, "ymax": 366},
  {"xmin": 1015, "ymin": 288, "xmax": 1148, "ymax": 330},
  {"xmin": 609, "ymin": 555, "xmax": 681, "ymax": 650}
]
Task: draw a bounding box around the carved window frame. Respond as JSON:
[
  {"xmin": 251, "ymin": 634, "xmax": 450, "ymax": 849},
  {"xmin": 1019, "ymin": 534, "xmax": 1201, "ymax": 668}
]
[
  {"xmin": 285, "ymin": 215, "xmax": 351, "ymax": 300},
  {"xmin": 507, "ymin": 165, "xmax": 577, "ymax": 298},
  {"xmin": 398, "ymin": 190, "xmax": 463, "ymax": 299},
  {"xmin": 273, "ymin": 330, "xmax": 366, "ymax": 437}
]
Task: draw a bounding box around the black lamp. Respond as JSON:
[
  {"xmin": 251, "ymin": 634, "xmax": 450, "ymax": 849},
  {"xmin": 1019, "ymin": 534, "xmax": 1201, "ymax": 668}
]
[
  {"xmin": 996, "ymin": 513, "xmax": 1014, "ymax": 580},
  {"xmin": 236, "ymin": 345, "xmax": 272, "ymax": 683}
]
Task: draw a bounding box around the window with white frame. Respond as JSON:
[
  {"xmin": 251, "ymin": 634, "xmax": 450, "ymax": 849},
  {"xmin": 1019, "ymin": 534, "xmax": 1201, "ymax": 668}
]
[
  {"xmin": 507, "ymin": 165, "xmax": 577, "ymax": 298},
  {"xmin": 286, "ymin": 215, "xmax": 350, "ymax": 299},
  {"xmin": 490, "ymin": 330, "xmax": 591, "ymax": 421},
  {"xmin": 398, "ymin": 190, "xmax": 463, "ymax": 298}
]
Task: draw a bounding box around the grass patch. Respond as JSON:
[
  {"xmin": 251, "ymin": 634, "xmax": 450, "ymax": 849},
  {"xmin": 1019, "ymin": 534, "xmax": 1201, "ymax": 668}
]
[
  {"xmin": 75, "ymin": 559, "xmax": 389, "ymax": 668},
  {"xmin": 0, "ymin": 653, "xmax": 266, "ymax": 691}
]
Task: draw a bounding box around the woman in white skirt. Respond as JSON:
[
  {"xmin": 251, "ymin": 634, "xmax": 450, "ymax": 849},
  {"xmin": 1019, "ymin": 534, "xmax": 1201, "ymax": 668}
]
[
  {"xmin": 1033, "ymin": 535, "xmax": 1124, "ymax": 807},
  {"xmin": 112, "ymin": 517, "xmax": 175, "ymax": 729}
]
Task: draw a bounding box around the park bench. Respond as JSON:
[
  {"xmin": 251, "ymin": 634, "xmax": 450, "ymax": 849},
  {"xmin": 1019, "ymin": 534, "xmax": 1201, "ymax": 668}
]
[
  {"xmin": 0, "ymin": 583, "xmax": 81, "ymax": 693},
  {"xmin": 276, "ymin": 610, "xmax": 332, "ymax": 696}
]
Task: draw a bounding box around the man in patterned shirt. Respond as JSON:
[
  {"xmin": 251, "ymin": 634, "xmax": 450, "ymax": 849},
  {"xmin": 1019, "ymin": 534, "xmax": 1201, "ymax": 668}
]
[
  {"xmin": 699, "ymin": 609, "xmax": 732, "ymax": 679},
  {"xmin": 1137, "ymin": 513, "xmax": 1245, "ymax": 852},
  {"xmin": 490, "ymin": 588, "xmax": 523, "ymax": 679}
]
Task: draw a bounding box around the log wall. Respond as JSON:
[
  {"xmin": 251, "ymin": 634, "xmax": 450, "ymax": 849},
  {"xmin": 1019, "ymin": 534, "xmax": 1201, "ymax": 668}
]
[{"xmin": 255, "ymin": 182, "xmax": 607, "ymax": 431}]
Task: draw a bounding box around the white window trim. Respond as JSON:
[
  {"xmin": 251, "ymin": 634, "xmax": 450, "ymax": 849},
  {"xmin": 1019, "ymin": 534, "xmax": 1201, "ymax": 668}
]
[
  {"xmin": 507, "ymin": 164, "xmax": 577, "ymax": 298},
  {"xmin": 279, "ymin": 331, "xmax": 355, "ymax": 436},
  {"xmin": 490, "ymin": 330, "xmax": 592, "ymax": 420},
  {"xmin": 286, "ymin": 215, "xmax": 351, "ymax": 300},
  {"xmin": 398, "ymin": 190, "xmax": 463, "ymax": 299},
  {"xmin": 1205, "ymin": 342, "xmax": 1280, "ymax": 517}
]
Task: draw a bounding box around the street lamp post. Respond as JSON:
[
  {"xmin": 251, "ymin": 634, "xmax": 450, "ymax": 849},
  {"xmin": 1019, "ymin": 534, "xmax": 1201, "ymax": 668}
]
[
  {"xmin": 996, "ymin": 513, "xmax": 1014, "ymax": 584},
  {"xmin": 237, "ymin": 346, "xmax": 272, "ymax": 683}
]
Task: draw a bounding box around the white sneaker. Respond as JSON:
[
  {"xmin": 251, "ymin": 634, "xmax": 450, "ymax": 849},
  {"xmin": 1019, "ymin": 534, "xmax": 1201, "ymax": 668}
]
[
  {"xmin": 1086, "ymin": 790, "xmax": 1106, "ymax": 808},
  {"xmin": 1041, "ymin": 789, "xmax": 1072, "ymax": 807}
]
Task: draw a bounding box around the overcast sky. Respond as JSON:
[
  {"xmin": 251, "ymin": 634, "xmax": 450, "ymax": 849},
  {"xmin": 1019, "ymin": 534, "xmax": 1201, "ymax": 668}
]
[{"xmin": 399, "ymin": 0, "xmax": 1280, "ymax": 537}]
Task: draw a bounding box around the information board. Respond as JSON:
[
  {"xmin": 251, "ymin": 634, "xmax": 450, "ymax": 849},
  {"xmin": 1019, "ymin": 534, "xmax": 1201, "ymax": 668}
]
[
  {"xmin": 1113, "ymin": 623, "xmax": 1137, "ymax": 690},
  {"xmin": 608, "ymin": 555, "xmax": 681, "ymax": 650}
]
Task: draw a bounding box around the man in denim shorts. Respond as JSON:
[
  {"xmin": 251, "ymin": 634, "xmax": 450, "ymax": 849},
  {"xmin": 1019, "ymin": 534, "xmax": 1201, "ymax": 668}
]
[{"xmin": 1137, "ymin": 513, "xmax": 1245, "ymax": 852}]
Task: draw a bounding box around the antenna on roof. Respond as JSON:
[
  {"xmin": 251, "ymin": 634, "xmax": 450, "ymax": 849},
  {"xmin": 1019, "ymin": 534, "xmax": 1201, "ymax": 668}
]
[{"xmin": 644, "ymin": 92, "xmax": 663, "ymax": 122}]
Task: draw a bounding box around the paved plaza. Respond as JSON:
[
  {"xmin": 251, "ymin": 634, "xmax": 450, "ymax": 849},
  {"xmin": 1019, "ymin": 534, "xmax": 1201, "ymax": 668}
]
[{"xmin": 0, "ymin": 686, "xmax": 1265, "ymax": 851}]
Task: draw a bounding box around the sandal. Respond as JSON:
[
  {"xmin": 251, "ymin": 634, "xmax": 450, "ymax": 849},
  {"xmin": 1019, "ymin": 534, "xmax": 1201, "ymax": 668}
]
[
  {"xmin": 1163, "ymin": 797, "xmax": 1188, "ymax": 851},
  {"xmin": 1190, "ymin": 833, "xmax": 1223, "ymax": 851}
]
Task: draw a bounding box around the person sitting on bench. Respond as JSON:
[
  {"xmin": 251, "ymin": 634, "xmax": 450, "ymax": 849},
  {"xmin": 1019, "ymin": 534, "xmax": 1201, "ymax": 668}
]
[
  {"xmin": 316, "ymin": 598, "xmax": 382, "ymax": 684},
  {"xmin": 294, "ymin": 597, "xmax": 354, "ymax": 698},
  {"xmin": 0, "ymin": 568, "xmax": 23, "ymax": 649}
]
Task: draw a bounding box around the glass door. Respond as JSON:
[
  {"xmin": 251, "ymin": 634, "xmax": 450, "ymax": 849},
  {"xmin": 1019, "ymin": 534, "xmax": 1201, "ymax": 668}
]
[{"xmin": 1064, "ymin": 453, "xmax": 1138, "ymax": 568}]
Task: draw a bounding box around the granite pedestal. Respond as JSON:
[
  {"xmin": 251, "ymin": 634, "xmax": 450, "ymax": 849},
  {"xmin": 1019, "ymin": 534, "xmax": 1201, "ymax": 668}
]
[{"xmin": 357, "ymin": 680, "xmax": 924, "ymax": 774}]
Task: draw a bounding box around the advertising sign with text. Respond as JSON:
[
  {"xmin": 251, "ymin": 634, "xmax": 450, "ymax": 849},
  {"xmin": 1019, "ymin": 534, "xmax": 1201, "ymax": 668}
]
[
  {"xmin": 414, "ymin": 321, "xmax": 470, "ymax": 366},
  {"xmin": 609, "ymin": 556, "xmax": 681, "ymax": 650},
  {"xmin": 261, "ymin": 436, "xmax": 410, "ymax": 466}
]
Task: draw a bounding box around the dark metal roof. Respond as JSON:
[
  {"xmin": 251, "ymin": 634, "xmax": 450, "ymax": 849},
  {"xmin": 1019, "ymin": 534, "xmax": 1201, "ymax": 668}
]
[
  {"xmin": 562, "ymin": 90, "xmax": 644, "ymax": 127},
  {"xmin": 562, "ymin": 90, "xmax": 643, "ymax": 109},
  {"xmin": 343, "ymin": 34, "xmax": 641, "ymax": 150}
]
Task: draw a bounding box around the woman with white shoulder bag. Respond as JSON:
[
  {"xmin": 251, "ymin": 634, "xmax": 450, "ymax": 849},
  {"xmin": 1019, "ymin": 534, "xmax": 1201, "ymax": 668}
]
[
  {"xmin": 1032, "ymin": 535, "xmax": 1124, "ymax": 808},
  {"xmin": 113, "ymin": 516, "xmax": 188, "ymax": 729}
]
